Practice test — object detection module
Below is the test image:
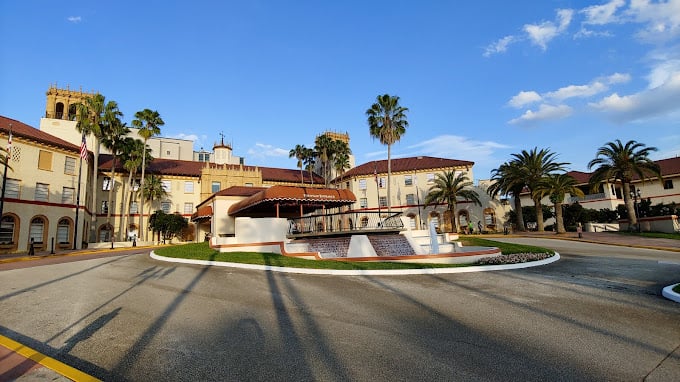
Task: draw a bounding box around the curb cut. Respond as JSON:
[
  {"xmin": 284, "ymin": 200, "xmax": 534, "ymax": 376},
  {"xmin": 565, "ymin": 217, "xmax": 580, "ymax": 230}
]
[
  {"xmin": 150, "ymin": 251, "xmax": 560, "ymax": 275},
  {"xmin": 662, "ymin": 283, "xmax": 680, "ymax": 303}
]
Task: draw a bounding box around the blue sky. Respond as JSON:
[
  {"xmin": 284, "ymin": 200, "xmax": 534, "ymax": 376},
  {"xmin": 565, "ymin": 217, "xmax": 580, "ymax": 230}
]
[{"xmin": 1, "ymin": 1, "xmax": 679, "ymax": 181}]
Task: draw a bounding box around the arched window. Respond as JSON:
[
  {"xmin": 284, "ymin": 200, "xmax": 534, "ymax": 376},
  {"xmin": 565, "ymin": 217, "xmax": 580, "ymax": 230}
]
[
  {"xmin": 429, "ymin": 212, "xmax": 440, "ymax": 229},
  {"xmin": 55, "ymin": 102, "xmax": 65, "ymax": 119},
  {"xmin": 458, "ymin": 210, "xmax": 469, "ymax": 228},
  {"xmin": 68, "ymin": 104, "xmax": 78, "ymax": 120},
  {"xmin": 57, "ymin": 218, "xmax": 72, "ymax": 245},
  {"xmin": 483, "ymin": 208, "xmax": 496, "ymax": 229},
  {"xmin": 99, "ymin": 224, "xmax": 112, "ymax": 242},
  {"xmin": 0, "ymin": 215, "xmax": 17, "ymax": 245},
  {"xmin": 29, "ymin": 217, "xmax": 46, "ymax": 245}
]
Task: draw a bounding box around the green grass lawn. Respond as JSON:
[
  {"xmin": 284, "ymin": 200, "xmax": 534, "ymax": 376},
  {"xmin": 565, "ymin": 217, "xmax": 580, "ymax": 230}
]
[
  {"xmin": 154, "ymin": 238, "xmax": 554, "ymax": 270},
  {"xmin": 615, "ymin": 232, "xmax": 680, "ymax": 240},
  {"xmin": 460, "ymin": 236, "xmax": 555, "ymax": 255}
]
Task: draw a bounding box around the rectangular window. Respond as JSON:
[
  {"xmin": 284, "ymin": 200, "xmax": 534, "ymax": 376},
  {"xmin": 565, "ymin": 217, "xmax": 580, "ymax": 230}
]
[
  {"xmin": 161, "ymin": 201, "xmax": 172, "ymax": 213},
  {"xmin": 184, "ymin": 181, "xmax": 194, "ymax": 193},
  {"xmin": 211, "ymin": 181, "xmax": 221, "ymax": 193},
  {"xmin": 664, "ymin": 180, "xmax": 674, "ymax": 190},
  {"xmin": 64, "ymin": 156, "xmax": 76, "ymax": 174},
  {"xmin": 358, "ymin": 179, "xmax": 367, "ymax": 190},
  {"xmin": 35, "ymin": 183, "xmax": 49, "ymax": 202},
  {"xmin": 62, "ymin": 187, "xmax": 74, "ymax": 204},
  {"xmin": 378, "ymin": 177, "xmax": 386, "ymax": 188},
  {"xmin": 130, "ymin": 201, "xmax": 138, "ymax": 214},
  {"xmin": 38, "ymin": 150, "xmax": 53, "ymax": 171},
  {"xmin": 57, "ymin": 222, "xmax": 70, "ymax": 244},
  {"xmin": 406, "ymin": 193, "xmax": 415, "ymax": 205},
  {"xmin": 426, "ymin": 173, "xmax": 435, "ymax": 184},
  {"xmin": 101, "ymin": 201, "xmax": 108, "ymax": 214},
  {"xmin": 4, "ymin": 179, "xmax": 19, "ymax": 198},
  {"xmin": 404, "ymin": 175, "xmax": 413, "ymax": 186},
  {"xmin": 245, "ymin": 183, "xmax": 253, "ymax": 187},
  {"xmin": 184, "ymin": 202, "xmax": 194, "ymax": 214},
  {"xmin": 379, "ymin": 196, "xmax": 388, "ymax": 207},
  {"xmin": 102, "ymin": 177, "xmax": 112, "ymax": 191},
  {"xmin": 359, "ymin": 198, "xmax": 368, "ymax": 208},
  {"xmin": 161, "ymin": 180, "xmax": 171, "ymax": 192}
]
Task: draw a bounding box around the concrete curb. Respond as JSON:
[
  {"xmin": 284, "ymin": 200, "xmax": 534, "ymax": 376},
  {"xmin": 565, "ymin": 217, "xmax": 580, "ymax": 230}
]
[
  {"xmin": 662, "ymin": 284, "xmax": 680, "ymax": 303},
  {"xmin": 150, "ymin": 251, "xmax": 560, "ymax": 275}
]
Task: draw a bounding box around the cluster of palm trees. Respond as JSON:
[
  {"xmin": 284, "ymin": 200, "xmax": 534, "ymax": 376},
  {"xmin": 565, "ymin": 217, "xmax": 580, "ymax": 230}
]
[
  {"xmin": 289, "ymin": 134, "xmax": 352, "ymax": 187},
  {"xmin": 488, "ymin": 140, "xmax": 662, "ymax": 234},
  {"xmin": 76, "ymin": 93, "xmax": 166, "ymax": 242}
]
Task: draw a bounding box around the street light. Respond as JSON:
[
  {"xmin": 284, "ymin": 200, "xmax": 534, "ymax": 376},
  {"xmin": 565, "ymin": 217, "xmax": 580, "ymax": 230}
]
[{"xmin": 630, "ymin": 185, "xmax": 641, "ymax": 232}]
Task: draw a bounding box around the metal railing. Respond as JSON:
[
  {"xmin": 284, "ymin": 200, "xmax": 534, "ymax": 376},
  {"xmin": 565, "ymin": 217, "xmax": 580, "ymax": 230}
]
[{"xmin": 288, "ymin": 211, "xmax": 404, "ymax": 236}]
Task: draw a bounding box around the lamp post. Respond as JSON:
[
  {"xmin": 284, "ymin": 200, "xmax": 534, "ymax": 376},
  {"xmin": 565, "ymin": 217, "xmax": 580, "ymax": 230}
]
[{"xmin": 630, "ymin": 185, "xmax": 641, "ymax": 233}]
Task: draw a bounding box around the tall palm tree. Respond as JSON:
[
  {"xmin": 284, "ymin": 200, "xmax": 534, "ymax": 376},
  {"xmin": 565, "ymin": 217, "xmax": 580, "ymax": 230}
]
[
  {"xmin": 587, "ymin": 140, "xmax": 662, "ymax": 228},
  {"xmin": 534, "ymin": 173, "xmax": 584, "ymax": 234},
  {"xmin": 289, "ymin": 144, "xmax": 307, "ymax": 184},
  {"xmin": 76, "ymin": 93, "xmax": 106, "ymax": 241},
  {"xmin": 302, "ymin": 147, "xmax": 316, "ymax": 185},
  {"xmin": 119, "ymin": 138, "xmax": 148, "ymax": 241},
  {"xmin": 367, "ymin": 94, "xmax": 409, "ymax": 214},
  {"xmin": 330, "ymin": 139, "xmax": 351, "ymax": 183},
  {"xmin": 142, "ymin": 174, "xmax": 168, "ymax": 241},
  {"xmin": 333, "ymin": 152, "xmax": 351, "ymax": 187},
  {"xmin": 99, "ymin": 107, "xmax": 128, "ymax": 241},
  {"xmin": 510, "ymin": 147, "xmax": 567, "ymax": 231},
  {"xmin": 424, "ymin": 171, "xmax": 481, "ymax": 233},
  {"xmin": 314, "ymin": 134, "xmax": 333, "ymax": 186},
  {"xmin": 488, "ymin": 161, "xmax": 527, "ymax": 231},
  {"xmin": 132, "ymin": 109, "xmax": 164, "ymax": 241}
]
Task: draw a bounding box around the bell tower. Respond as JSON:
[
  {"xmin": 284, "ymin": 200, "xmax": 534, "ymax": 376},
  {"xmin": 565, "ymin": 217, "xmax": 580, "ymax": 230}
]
[{"xmin": 45, "ymin": 84, "xmax": 95, "ymax": 121}]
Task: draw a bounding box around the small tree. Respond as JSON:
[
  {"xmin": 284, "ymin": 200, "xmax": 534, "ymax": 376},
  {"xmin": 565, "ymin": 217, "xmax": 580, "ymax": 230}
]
[{"xmin": 149, "ymin": 211, "xmax": 188, "ymax": 244}]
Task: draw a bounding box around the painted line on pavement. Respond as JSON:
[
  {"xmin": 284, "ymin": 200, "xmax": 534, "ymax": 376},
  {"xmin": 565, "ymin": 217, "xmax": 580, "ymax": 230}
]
[{"xmin": 0, "ymin": 334, "xmax": 100, "ymax": 381}]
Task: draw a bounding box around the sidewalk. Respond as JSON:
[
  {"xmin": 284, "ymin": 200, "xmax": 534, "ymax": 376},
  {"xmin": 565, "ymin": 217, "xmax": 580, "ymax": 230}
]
[{"xmin": 509, "ymin": 230, "xmax": 680, "ymax": 252}]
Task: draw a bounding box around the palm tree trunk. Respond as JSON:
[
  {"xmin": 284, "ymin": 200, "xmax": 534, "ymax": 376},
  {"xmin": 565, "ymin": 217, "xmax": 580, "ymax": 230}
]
[
  {"xmin": 622, "ymin": 182, "xmax": 637, "ymax": 226},
  {"xmin": 387, "ymin": 144, "xmax": 392, "ymax": 214},
  {"xmin": 534, "ymin": 198, "xmax": 545, "ymax": 231},
  {"xmin": 139, "ymin": 139, "xmax": 148, "ymax": 241},
  {"xmin": 106, "ymin": 157, "xmax": 116, "ymax": 241},
  {"xmin": 90, "ymin": 140, "xmax": 100, "ymax": 242},
  {"xmin": 449, "ymin": 204, "xmax": 457, "ymax": 233},
  {"xmin": 513, "ymin": 194, "xmax": 525, "ymax": 231},
  {"xmin": 555, "ymin": 202, "xmax": 565, "ymax": 233},
  {"xmin": 120, "ymin": 171, "xmax": 134, "ymax": 242}
]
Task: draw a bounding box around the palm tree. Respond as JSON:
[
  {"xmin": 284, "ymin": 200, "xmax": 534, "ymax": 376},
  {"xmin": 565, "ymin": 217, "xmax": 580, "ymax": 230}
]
[
  {"xmin": 367, "ymin": 94, "xmax": 409, "ymax": 213},
  {"xmin": 132, "ymin": 109, "xmax": 164, "ymax": 241},
  {"xmin": 424, "ymin": 171, "xmax": 481, "ymax": 233},
  {"xmin": 333, "ymin": 152, "xmax": 351, "ymax": 187},
  {"xmin": 289, "ymin": 144, "xmax": 307, "ymax": 184},
  {"xmin": 534, "ymin": 173, "xmax": 584, "ymax": 234},
  {"xmin": 119, "ymin": 138, "xmax": 148, "ymax": 241},
  {"xmin": 76, "ymin": 94, "xmax": 106, "ymax": 241},
  {"xmin": 330, "ymin": 139, "xmax": 351, "ymax": 183},
  {"xmin": 99, "ymin": 106, "xmax": 128, "ymax": 241},
  {"xmin": 302, "ymin": 147, "xmax": 316, "ymax": 185},
  {"xmin": 142, "ymin": 174, "xmax": 168, "ymax": 241},
  {"xmin": 314, "ymin": 134, "xmax": 333, "ymax": 186},
  {"xmin": 510, "ymin": 147, "xmax": 567, "ymax": 231},
  {"xmin": 488, "ymin": 161, "xmax": 527, "ymax": 231},
  {"xmin": 587, "ymin": 140, "xmax": 662, "ymax": 228}
]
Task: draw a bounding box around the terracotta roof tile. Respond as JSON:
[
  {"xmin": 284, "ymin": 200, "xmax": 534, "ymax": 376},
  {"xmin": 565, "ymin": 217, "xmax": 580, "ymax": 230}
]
[
  {"xmin": 340, "ymin": 156, "xmax": 474, "ymax": 180},
  {"xmin": 0, "ymin": 115, "xmax": 82, "ymax": 154}
]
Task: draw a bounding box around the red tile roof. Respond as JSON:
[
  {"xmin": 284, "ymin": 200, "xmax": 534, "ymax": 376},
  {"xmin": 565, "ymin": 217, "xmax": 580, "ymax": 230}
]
[
  {"xmin": 228, "ymin": 185, "xmax": 356, "ymax": 217},
  {"xmin": 340, "ymin": 156, "xmax": 474, "ymax": 180},
  {"xmin": 0, "ymin": 115, "xmax": 82, "ymax": 154},
  {"xmin": 566, "ymin": 157, "xmax": 680, "ymax": 184}
]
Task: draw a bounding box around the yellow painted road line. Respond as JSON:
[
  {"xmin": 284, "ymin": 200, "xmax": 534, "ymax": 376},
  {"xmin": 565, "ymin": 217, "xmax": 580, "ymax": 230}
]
[{"xmin": 0, "ymin": 334, "xmax": 100, "ymax": 382}]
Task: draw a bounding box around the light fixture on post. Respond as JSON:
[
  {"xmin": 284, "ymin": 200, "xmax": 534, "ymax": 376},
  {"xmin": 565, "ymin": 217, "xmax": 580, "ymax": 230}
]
[{"xmin": 629, "ymin": 185, "xmax": 641, "ymax": 233}]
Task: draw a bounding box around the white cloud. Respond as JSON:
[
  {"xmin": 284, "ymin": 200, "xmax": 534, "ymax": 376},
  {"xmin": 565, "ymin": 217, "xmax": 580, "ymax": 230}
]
[
  {"xmin": 606, "ymin": 72, "xmax": 632, "ymax": 84},
  {"xmin": 581, "ymin": 0, "xmax": 625, "ymax": 25},
  {"xmin": 523, "ymin": 9, "xmax": 573, "ymax": 50},
  {"xmin": 404, "ymin": 135, "xmax": 511, "ymax": 172},
  {"xmin": 589, "ymin": 71, "xmax": 680, "ymax": 122},
  {"xmin": 508, "ymin": 104, "xmax": 573, "ymax": 125},
  {"xmin": 483, "ymin": 35, "xmax": 517, "ymax": 57},
  {"xmin": 508, "ymin": 91, "xmax": 542, "ymax": 108},
  {"xmin": 67, "ymin": 16, "xmax": 81, "ymax": 23},
  {"xmin": 545, "ymin": 81, "xmax": 608, "ymax": 101},
  {"xmin": 645, "ymin": 56, "xmax": 680, "ymax": 88},
  {"xmin": 627, "ymin": 0, "xmax": 680, "ymax": 42},
  {"xmin": 246, "ymin": 143, "xmax": 288, "ymax": 160}
]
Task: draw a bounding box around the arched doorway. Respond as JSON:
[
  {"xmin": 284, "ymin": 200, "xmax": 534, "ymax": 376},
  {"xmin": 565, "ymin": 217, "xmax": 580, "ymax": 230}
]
[
  {"xmin": 57, "ymin": 217, "xmax": 73, "ymax": 248},
  {"xmin": 98, "ymin": 224, "xmax": 113, "ymax": 242},
  {"xmin": 29, "ymin": 216, "xmax": 48, "ymax": 250},
  {"xmin": 0, "ymin": 214, "xmax": 19, "ymax": 252}
]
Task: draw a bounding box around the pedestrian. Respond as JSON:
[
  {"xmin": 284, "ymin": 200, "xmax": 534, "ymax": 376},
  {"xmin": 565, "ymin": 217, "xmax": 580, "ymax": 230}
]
[
  {"xmin": 477, "ymin": 221, "xmax": 482, "ymax": 234},
  {"xmin": 28, "ymin": 238, "xmax": 35, "ymax": 256},
  {"xmin": 468, "ymin": 221, "xmax": 474, "ymax": 235}
]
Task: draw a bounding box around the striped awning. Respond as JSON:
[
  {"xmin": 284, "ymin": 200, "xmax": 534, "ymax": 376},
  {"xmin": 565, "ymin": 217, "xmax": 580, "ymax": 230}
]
[
  {"xmin": 191, "ymin": 206, "xmax": 213, "ymax": 222},
  {"xmin": 228, "ymin": 185, "xmax": 356, "ymax": 218}
]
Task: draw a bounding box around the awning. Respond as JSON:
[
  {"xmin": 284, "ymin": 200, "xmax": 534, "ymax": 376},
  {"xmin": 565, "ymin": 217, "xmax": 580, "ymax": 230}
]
[
  {"xmin": 228, "ymin": 185, "xmax": 356, "ymax": 218},
  {"xmin": 191, "ymin": 206, "xmax": 213, "ymax": 222}
]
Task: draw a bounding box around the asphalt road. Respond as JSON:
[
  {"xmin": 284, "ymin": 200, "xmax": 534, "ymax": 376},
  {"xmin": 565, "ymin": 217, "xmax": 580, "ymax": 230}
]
[{"xmin": 0, "ymin": 239, "xmax": 678, "ymax": 381}]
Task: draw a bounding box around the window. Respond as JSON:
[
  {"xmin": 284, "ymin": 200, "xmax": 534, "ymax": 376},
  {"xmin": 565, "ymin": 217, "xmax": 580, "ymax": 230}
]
[
  {"xmin": 101, "ymin": 201, "xmax": 109, "ymax": 214},
  {"xmin": 130, "ymin": 201, "xmax": 138, "ymax": 214},
  {"xmin": 102, "ymin": 177, "xmax": 112, "ymax": 191},
  {"xmin": 404, "ymin": 175, "xmax": 413, "ymax": 186},
  {"xmin": 378, "ymin": 177, "xmax": 386, "ymax": 188},
  {"xmin": 407, "ymin": 214, "xmax": 417, "ymax": 229},
  {"xmin": 29, "ymin": 217, "xmax": 45, "ymax": 244},
  {"xmin": 132, "ymin": 179, "xmax": 140, "ymax": 192},
  {"xmin": 426, "ymin": 173, "xmax": 435, "ymax": 184},
  {"xmin": 184, "ymin": 202, "xmax": 193, "ymax": 214},
  {"xmin": 62, "ymin": 187, "xmax": 74, "ymax": 204},
  {"xmin": 379, "ymin": 196, "xmax": 387, "ymax": 207},
  {"xmin": 184, "ymin": 181, "xmax": 194, "ymax": 193},
  {"xmin": 35, "ymin": 183, "xmax": 49, "ymax": 202},
  {"xmin": 161, "ymin": 201, "xmax": 171, "ymax": 213},
  {"xmin": 358, "ymin": 179, "xmax": 367, "ymax": 190},
  {"xmin": 64, "ymin": 157, "xmax": 76, "ymax": 174},
  {"xmin": 211, "ymin": 181, "xmax": 221, "ymax": 193},
  {"xmin": 166, "ymin": 150, "xmax": 171, "ymax": 156},
  {"xmin": 0, "ymin": 216, "xmax": 15, "ymax": 244},
  {"xmin": 161, "ymin": 180, "xmax": 171, "ymax": 192},
  {"xmin": 245, "ymin": 183, "xmax": 253, "ymax": 187},
  {"xmin": 57, "ymin": 218, "xmax": 70, "ymax": 244},
  {"xmin": 359, "ymin": 198, "xmax": 368, "ymax": 208},
  {"xmin": 405, "ymin": 193, "xmax": 415, "ymax": 205},
  {"xmin": 664, "ymin": 180, "xmax": 674, "ymax": 190},
  {"xmin": 38, "ymin": 150, "xmax": 53, "ymax": 171},
  {"xmin": 4, "ymin": 179, "xmax": 19, "ymax": 198},
  {"xmin": 360, "ymin": 216, "xmax": 369, "ymax": 228}
]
